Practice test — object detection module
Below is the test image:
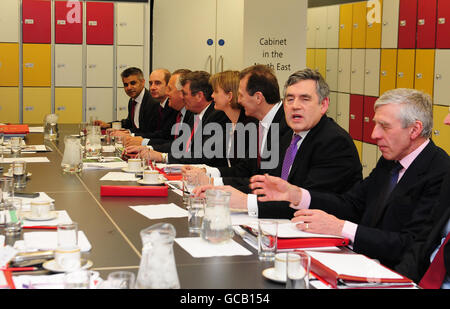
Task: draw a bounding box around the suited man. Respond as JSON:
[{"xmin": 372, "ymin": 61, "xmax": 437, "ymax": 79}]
[{"xmin": 247, "ymin": 88, "xmax": 450, "ymax": 269}]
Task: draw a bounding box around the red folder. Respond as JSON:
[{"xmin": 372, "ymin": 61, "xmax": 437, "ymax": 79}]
[
  {"xmin": 277, "ymin": 237, "xmax": 350, "ymax": 250},
  {"xmin": 1, "ymin": 271, "xmax": 16, "ymax": 289},
  {"xmin": 155, "ymin": 167, "xmax": 182, "ymax": 181},
  {"xmin": 0, "ymin": 125, "xmax": 29, "ymax": 134},
  {"xmin": 100, "ymin": 185, "xmax": 168, "ymax": 197}
]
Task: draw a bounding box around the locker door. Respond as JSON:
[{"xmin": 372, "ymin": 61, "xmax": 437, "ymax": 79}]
[
  {"xmin": 55, "ymin": 0, "xmax": 83, "ymax": 44},
  {"xmin": 436, "ymin": 0, "xmax": 450, "ymax": 49},
  {"xmin": 380, "ymin": 49, "xmax": 398, "ymax": 96},
  {"xmin": 306, "ymin": 49, "xmax": 315, "ymax": 70},
  {"xmin": 351, "ymin": 2, "xmax": 367, "ymax": 49},
  {"xmin": 416, "ymin": 0, "xmax": 437, "ymax": 49},
  {"xmin": 364, "ymin": 49, "xmax": 380, "ymax": 97},
  {"xmin": 116, "ymin": 46, "xmax": 144, "ymax": 87},
  {"xmin": 87, "ymin": 45, "xmax": 114, "ymax": 87},
  {"xmin": 86, "ymin": 88, "xmax": 114, "ymax": 123},
  {"xmin": 366, "ymin": 0, "xmax": 383, "ymax": 49},
  {"xmin": 349, "ymin": 94, "xmax": 364, "ymax": 141},
  {"xmin": 23, "ymin": 87, "xmax": 51, "ymax": 124},
  {"xmin": 351, "ymin": 49, "xmax": 365, "ymax": 95},
  {"xmin": 381, "ymin": 0, "xmax": 400, "ymax": 49},
  {"xmin": 314, "ymin": 49, "xmax": 327, "ymax": 79},
  {"xmin": 55, "ymin": 45, "xmax": 83, "ymax": 87},
  {"xmin": 432, "ymin": 105, "xmax": 450, "ymax": 154},
  {"xmin": 434, "ymin": 50, "xmax": 450, "ymax": 107},
  {"xmin": 337, "ymin": 49, "xmax": 351, "ymax": 93},
  {"xmin": 55, "ymin": 88, "xmax": 82, "ymax": 123},
  {"xmin": 0, "ymin": 87, "xmax": 19, "ymax": 123},
  {"xmin": 414, "ymin": 49, "xmax": 435, "ymax": 98},
  {"xmin": 0, "ymin": 0, "xmax": 20, "ymax": 42},
  {"xmin": 339, "ymin": 3, "xmax": 353, "ymax": 48},
  {"xmin": 116, "ymin": 88, "xmax": 129, "ymax": 121},
  {"xmin": 353, "ymin": 140, "xmax": 362, "ymax": 162},
  {"xmin": 363, "ymin": 96, "xmax": 377, "ymax": 145},
  {"xmin": 396, "ymin": 49, "xmax": 415, "ymax": 89},
  {"xmin": 315, "ymin": 7, "xmax": 328, "ymax": 49},
  {"xmin": 86, "ymin": 2, "xmax": 114, "ymax": 45},
  {"xmin": 22, "ymin": 0, "xmax": 51, "ymax": 44},
  {"xmin": 0, "ymin": 43, "xmax": 19, "ymax": 86},
  {"xmin": 327, "ymin": 91, "xmax": 338, "ymax": 121},
  {"xmin": 398, "ymin": 0, "xmax": 418, "ymax": 49},
  {"xmin": 23, "ymin": 44, "xmax": 51, "ymax": 87},
  {"xmin": 326, "ymin": 5, "xmax": 340, "ymax": 49},
  {"xmin": 336, "ymin": 93, "xmax": 350, "ymax": 132},
  {"xmin": 326, "ymin": 49, "xmax": 339, "ymax": 91},
  {"xmin": 362, "ymin": 143, "xmax": 379, "ymax": 178},
  {"xmin": 117, "ymin": 2, "xmax": 144, "ymax": 46},
  {"xmin": 307, "ymin": 8, "xmax": 317, "ymax": 48}
]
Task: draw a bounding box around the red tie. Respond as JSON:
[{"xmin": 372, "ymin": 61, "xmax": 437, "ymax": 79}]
[
  {"xmin": 130, "ymin": 100, "xmax": 137, "ymax": 129},
  {"xmin": 419, "ymin": 233, "xmax": 450, "ymax": 289},
  {"xmin": 186, "ymin": 115, "xmax": 200, "ymax": 152},
  {"xmin": 257, "ymin": 123, "xmax": 263, "ymax": 169},
  {"xmin": 174, "ymin": 112, "xmax": 182, "ymax": 140}
]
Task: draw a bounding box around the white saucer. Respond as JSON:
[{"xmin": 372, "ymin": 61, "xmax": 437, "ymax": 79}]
[
  {"xmin": 23, "ymin": 211, "xmax": 58, "ymax": 221},
  {"xmin": 121, "ymin": 167, "xmax": 144, "ymax": 173},
  {"xmin": 137, "ymin": 179, "xmax": 165, "ymax": 186},
  {"xmin": 262, "ymin": 267, "xmax": 286, "ymax": 283},
  {"xmin": 3, "ymin": 172, "xmax": 32, "ymax": 178},
  {"xmin": 43, "ymin": 259, "xmax": 93, "ymax": 273}
]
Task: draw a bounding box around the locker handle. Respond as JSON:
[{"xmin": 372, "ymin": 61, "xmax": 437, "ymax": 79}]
[
  {"xmin": 207, "ymin": 55, "xmax": 212, "ymax": 74},
  {"xmin": 119, "ymin": 107, "xmax": 127, "ymax": 111},
  {"xmin": 88, "ymin": 21, "xmax": 98, "ymax": 26},
  {"xmin": 398, "ymin": 72, "xmax": 404, "ymax": 78},
  {"xmin": 416, "ymin": 73, "xmax": 423, "ymax": 79},
  {"xmin": 57, "ymin": 64, "xmax": 66, "ymax": 68},
  {"xmin": 57, "ymin": 20, "xmax": 66, "ymax": 25},
  {"xmin": 24, "ymin": 106, "xmax": 34, "ymax": 111},
  {"xmin": 340, "ymin": 24, "xmax": 345, "ymax": 29},
  {"xmin": 119, "ymin": 22, "xmax": 127, "ymax": 27},
  {"xmin": 434, "ymin": 130, "xmax": 440, "ymax": 136},
  {"xmin": 88, "ymin": 107, "xmax": 96, "ymax": 111},
  {"xmin": 57, "ymin": 106, "xmax": 66, "ymax": 111},
  {"xmin": 351, "ymin": 69, "xmax": 356, "ymax": 74},
  {"xmin": 436, "ymin": 74, "xmax": 442, "ymax": 80},
  {"xmin": 418, "ymin": 19, "xmax": 425, "ymax": 26},
  {"xmin": 367, "ymin": 23, "xmax": 373, "ymax": 28},
  {"xmin": 350, "ymin": 114, "xmax": 355, "ymax": 120},
  {"xmin": 326, "ymin": 67, "xmax": 331, "ymax": 72},
  {"xmin": 438, "ymin": 18, "xmax": 445, "ymax": 25},
  {"xmin": 24, "ymin": 63, "xmax": 34, "ymax": 68},
  {"xmin": 364, "ymin": 117, "xmax": 370, "ymax": 123},
  {"xmin": 338, "ymin": 68, "xmax": 343, "ymax": 73},
  {"xmin": 381, "ymin": 71, "xmax": 387, "ymax": 76},
  {"xmin": 218, "ymin": 55, "xmax": 224, "ymax": 72},
  {"xmin": 383, "ymin": 22, "xmax": 388, "ymax": 26},
  {"xmin": 365, "ymin": 70, "xmax": 370, "ymax": 75},
  {"xmin": 119, "ymin": 64, "xmax": 127, "ymax": 69},
  {"xmin": 400, "ymin": 20, "xmax": 406, "ymax": 27},
  {"xmin": 327, "ymin": 25, "xmax": 332, "ymax": 30},
  {"xmin": 88, "ymin": 64, "xmax": 97, "ymax": 69},
  {"xmin": 24, "ymin": 19, "xmax": 34, "ymax": 25},
  {"xmin": 353, "ymin": 23, "xmax": 358, "ymax": 28}
]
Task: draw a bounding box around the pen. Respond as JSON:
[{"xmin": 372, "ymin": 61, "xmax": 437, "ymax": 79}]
[{"xmin": 22, "ymin": 226, "xmax": 57, "ymax": 230}]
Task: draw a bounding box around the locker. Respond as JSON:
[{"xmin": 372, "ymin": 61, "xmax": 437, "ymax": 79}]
[
  {"xmin": 326, "ymin": 5, "xmax": 340, "ymax": 49},
  {"xmin": 396, "ymin": 49, "xmax": 415, "ymax": 89},
  {"xmin": 117, "ymin": 88, "xmax": 129, "ymax": 121},
  {"xmin": 325, "ymin": 49, "xmax": 339, "ymax": 92},
  {"xmin": 117, "ymin": 2, "xmax": 144, "ymax": 46},
  {"xmin": 23, "ymin": 87, "xmax": 51, "ymax": 124},
  {"xmin": 23, "ymin": 44, "xmax": 51, "ymax": 87},
  {"xmin": 307, "ymin": 8, "xmax": 317, "ymax": 48},
  {"xmin": 349, "ymin": 94, "xmax": 364, "ymax": 141},
  {"xmin": 339, "ymin": 3, "xmax": 353, "ymax": 48},
  {"xmin": 351, "ymin": 49, "xmax": 365, "ymax": 95},
  {"xmin": 337, "ymin": 49, "xmax": 351, "ymax": 93},
  {"xmin": 351, "ymin": 2, "xmax": 367, "ymax": 49},
  {"xmin": 86, "ymin": 45, "xmax": 114, "ymax": 87},
  {"xmin": 306, "ymin": 49, "xmax": 315, "ymax": 70},
  {"xmin": 0, "ymin": 87, "xmax": 19, "ymax": 123},
  {"xmin": 436, "ymin": 0, "xmax": 450, "ymax": 49},
  {"xmin": 414, "ymin": 49, "xmax": 435, "ymax": 98},
  {"xmin": 398, "ymin": 0, "xmax": 418, "ymax": 49},
  {"xmin": 314, "ymin": 49, "xmax": 327, "ymax": 79},
  {"xmin": 366, "ymin": 0, "xmax": 383, "ymax": 49},
  {"xmin": 327, "ymin": 91, "xmax": 338, "ymax": 121},
  {"xmin": 416, "ymin": 0, "xmax": 437, "ymax": 49},
  {"xmin": 315, "ymin": 7, "xmax": 328, "ymax": 49},
  {"xmin": 0, "ymin": 0, "xmax": 20, "ymax": 42},
  {"xmin": 434, "ymin": 50, "xmax": 450, "ymax": 107},
  {"xmin": 381, "ymin": 0, "xmax": 400, "ymax": 49},
  {"xmin": 363, "ymin": 96, "xmax": 377, "ymax": 145},
  {"xmin": 0, "ymin": 43, "xmax": 19, "ymax": 87},
  {"xmin": 362, "ymin": 142, "xmax": 379, "ymax": 179},
  {"xmin": 86, "ymin": 88, "xmax": 114, "ymax": 123},
  {"xmin": 22, "ymin": 0, "xmax": 51, "ymax": 44},
  {"xmin": 86, "ymin": 2, "xmax": 114, "ymax": 45},
  {"xmin": 55, "ymin": 44, "xmax": 83, "ymax": 87},
  {"xmin": 380, "ymin": 49, "xmax": 398, "ymax": 96},
  {"xmin": 364, "ymin": 49, "xmax": 380, "ymax": 97},
  {"xmin": 336, "ymin": 93, "xmax": 350, "ymax": 132},
  {"xmin": 353, "ymin": 140, "xmax": 362, "ymax": 162},
  {"xmin": 116, "ymin": 46, "xmax": 144, "ymax": 87},
  {"xmin": 432, "ymin": 105, "xmax": 450, "ymax": 154},
  {"xmin": 55, "ymin": 0, "xmax": 83, "ymax": 44},
  {"xmin": 55, "ymin": 88, "xmax": 82, "ymax": 123}
]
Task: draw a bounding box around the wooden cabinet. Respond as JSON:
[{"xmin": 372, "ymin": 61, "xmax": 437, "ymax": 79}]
[
  {"xmin": 336, "ymin": 93, "xmax": 350, "ymax": 132},
  {"xmin": 326, "ymin": 5, "xmax": 340, "ymax": 49},
  {"xmin": 436, "ymin": 0, "xmax": 450, "ymax": 49},
  {"xmin": 327, "ymin": 91, "xmax": 338, "ymax": 121},
  {"xmin": 86, "ymin": 88, "xmax": 114, "ymax": 123},
  {"xmin": 362, "ymin": 143, "xmax": 379, "ymax": 178},
  {"xmin": 337, "ymin": 49, "xmax": 351, "ymax": 93},
  {"xmin": 314, "ymin": 49, "xmax": 327, "ymax": 79},
  {"xmin": 363, "ymin": 96, "xmax": 377, "ymax": 145},
  {"xmin": 366, "ymin": 0, "xmax": 382, "ymax": 49},
  {"xmin": 116, "ymin": 46, "xmax": 144, "ymax": 87},
  {"xmin": 55, "ymin": 88, "xmax": 83, "ymax": 124},
  {"xmin": 349, "ymin": 94, "xmax": 364, "ymax": 141}
]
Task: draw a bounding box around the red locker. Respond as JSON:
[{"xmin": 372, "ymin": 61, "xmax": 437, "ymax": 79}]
[
  {"xmin": 416, "ymin": 0, "xmax": 437, "ymax": 48},
  {"xmin": 86, "ymin": 2, "xmax": 114, "ymax": 45},
  {"xmin": 437, "ymin": 0, "xmax": 450, "ymax": 48},
  {"xmin": 349, "ymin": 95, "xmax": 364, "ymax": 141},
  {"xmin": 398, "ymin": 0, "xmax": 418, "ymax": 49},
  {"xmin": 22, "ymin": 0, "xmax": 51, "ymax": 44},
  {"xmin": 363, "ymin": 96, "xmax": 377, "ymax": 145},
  {"xmin": 55, "ymin": 1, "xmax": 83, "ymax": 44}
]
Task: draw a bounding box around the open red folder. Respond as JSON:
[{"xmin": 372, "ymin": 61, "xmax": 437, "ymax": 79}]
[
  {"xmin": 100, "ymin": 185, "xmax": 168, "ymax": 197},
  {"xmin": 155, "ymin": 167, "xmax": 182, "ymax": 181},
  {"xmin": 0, "ymin": 124, "xmax": 29, "ymax": 135},
  {"xmin": 1, "ymin": 271, "xmax": 16, "ymax": 289}
]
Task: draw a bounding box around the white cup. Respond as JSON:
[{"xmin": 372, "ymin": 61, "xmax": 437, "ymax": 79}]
[
  {"xmin": 55, "ymin": 247, "xmax": 81, "ymax": 271},
  {"xmin": 127, "ymin": 158, "xmax": 142, "ymax": 172},
  {"xmin": 274, "ymin": 252, "xmax": 288, "ymax": 280},
  {"xmin": 112, "ymin": 122, "xmax": 122, "ymax": 130},
  {"xmin": 143, "ymin": 170, "xmax": 160, "ymax": 183},
  {"xmin": 30, "ymin": 201, "xmax": 52, "ymax": 219}
]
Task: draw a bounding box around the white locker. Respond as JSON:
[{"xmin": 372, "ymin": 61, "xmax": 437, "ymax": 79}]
[
  {"xmin": 327, "ymin": 91, "xmax": 338, "ymax": 121},
  {"xmin": 351, "ymin": 49, "xmax": 366, "ymax": 95},
  {"xmin": 116, "ymin": 88, "xmax": 129, "ymax": 121},
  {"xmin": 336, "ymin": 93, "xmax": 350, "ymax": 132},
  {"xmin": 364, "ymin": 49, "xmax": 381, "ymax": 97},
  {"xmin": 337, "ymin": 49, "xmax": 351, "ymax": 93},
  {"xmin": 86, "ymin": 88, "xmax": 114, "ymax": 123},
  {"xmin": 116, "ymin": 46, "xmax": 144, "ymax": 87},
  {"xmin": 55, "ymin": 45, "xmax": 83, "ymax": 87},
  {"xmin": 87, "ymin": 45, "xmax": 114, "ymax": 87},
  {"xmin": 326, "ymin": 49, "xmax": 339, "ymax": 91},
  {"xmin": 362, "ymin": 142, "xmax": 379, "ymax": 179},
  {"xmin": 381, "ymin": 0, "xmax": 400, "ymax": 49},
  {"xmin": 326, "ymin": 5, "xmax": 340, "ymax": 48},
  {"xmin": 0, "ymin": 0, "xmax": 19, "ymax": 42},
  {"xmin": 434, "ymin": 50, "xmax": 450, "ymax": 107},
  {"xmin": 117, "ymin": 2, "xmax": 144, "ymax": 46},
  {"xmin": 314, "ymin": 6, "xmax": 328, "ymax": 48},
  {"xmin": 306, "ymin": 8, "xmax": 317, "ymax": 48}
]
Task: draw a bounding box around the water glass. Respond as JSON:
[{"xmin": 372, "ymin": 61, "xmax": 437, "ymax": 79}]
[
  {"xmin": 4, "ymin": 198, "xmax": 23, "ymax": 234},
  {"xmin": 64, "ymin": 270, "xmax": 91, "ymax": 289},
  {"xmin": 0, "ymin": 176, "xmax": 14, "ymax": 203},
  {"xmin": 12, "ymin": 160, "xmax": 27, "ymax": 189},
  {"xmin": 286, "ymin": 251, "xmax": 311, "ymax": 289},
  {"xmin": 182, "ymin": 173, "xmax": 198, "ymax": 208},
  {"xmin": 107, "ymin": 271, "xmax": 136, "ymax": 289},
  {"xmin": 187, "ymin": 197, "xmax": 205, "ymax": 234},
  {"xmin": 258, "ymin": 220, "xmax": 278, "ymax": 261},
  {"xmin": 61, "ymin": 136, "xmax": 82, "ymax": 173},
  {"xmin": 86, "ymin": 133, "xmax": 101, "ymax": 157},
  {"xmin": 56, "ymin": 222, "xmax": 81, "ymax": 271},
  {"xmin": 10, "ymin": 137, "xmax": 22, "ymax": 157}
]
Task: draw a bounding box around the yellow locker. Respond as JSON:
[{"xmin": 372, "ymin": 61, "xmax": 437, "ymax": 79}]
[
  {"xmin": 432, "ymin": 105, "xmax": 450, "ymax": 155},
  {"xmin": 366, "ymin": 0, "xmax": 383, "ymax": 48},
  {"xmin": 414, "ymin": 49, "xmax": 435, "ymax": 98},
  {"xmin": 352, "ymin": 1, "xmax": 367, "ymax": 49},
  {"xmin": 380, "ymin": 49, "xmax": 397, "ymax": 96},
  {"xmin": 339, "ymin": 3, "xmax": 353, "ymax": 48},
  {"xmin": 314, "ymin": 49, "xmax": 327, "ymax": 79},
  {"xmin": 362, "ymin": 142, "xmax": 379, "ymax": 179},
  {"xmin": 23, "ymin": 44, "xmax": 51, "ymax": 87},
  {"xmin": 23, "ymin": 87, "xmax": 51, "ymax": 124},
  {"xmin": 353, "ymin": 139, "xmax": 362, "ymax": 162},
  {"xmin": 55, "ymin": 88, "xmax": 83, "ymax": 124},
  {"xmin": 0, "ymin": 87, "xmax": 19, "ymax": 123},
  {"xmin": 306, "ymin": 49, "xmax": 315, "ymax": 70},
  {"xmin": 0, "ymin": 43, "xmax": 19, "ymax": 86},
  {"xmin": 396, "ymin": 49, "xmax": 415, "ymax": 89}
]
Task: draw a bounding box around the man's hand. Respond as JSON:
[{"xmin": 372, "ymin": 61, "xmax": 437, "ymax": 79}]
[
  {"xmin": 292, "ymin": 209, "xmax": 345, "ymax": 236},
  {"xmin": 111, "ymin": 129, "xmax": 130, "ymax": 137},
  {"xmin": 193, "ymin": 185, "xmax": 248, "ymax": 210},
  {"xmin": 125, "ymin": 136, "xmax": 144, "ymax": 147},
  {"xmin": 138, "ymin": 149, "xmax": 164, "ymax": 162},
  {"xmin": 125, "ymin": 145, "xmax": 147, "ymax": 154},
  {"xmin": 182, "ymin": 166, "xmax": 210, "ymax": 185},
  {"xmin": 249, "ymin": 174, "xmax": 302, "ymax": 206},
  {"xmin": 93, "ymin": 120, "xmax": 111, "ymax": 129}
]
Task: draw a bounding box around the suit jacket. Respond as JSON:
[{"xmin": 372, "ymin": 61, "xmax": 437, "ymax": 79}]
[
  {"xmin": 395, "ymin": 170, "xmax": 450, "ymax": 283},
  {"xmin": 151, "ymin": 110, "xmax": 193, "ymax": 154},
  {"xmin": 138, "ymin": 98, "xmax": 178, "ymax": 142},
  {"xmin": 121, "ymin": 89, "xmax": 157, "ymax": 135},
  {"xmin": 308, "ymin": 140, "xmax": 450, "ymax": 269},
  {"xmin": 258, "ymin": 115, "xmax": 363, "ymax": 219}
]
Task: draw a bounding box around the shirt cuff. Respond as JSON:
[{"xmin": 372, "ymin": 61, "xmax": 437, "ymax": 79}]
[
  {"xmin": 247, "ymin": 194, "xmax": 258, "ymax": 217},
  {"xmin": 341, "ymin": 221, "xmax": 357, "ymax": 244},
  {"xmin": 205, "ymin": 166, "xmax": 221, "ymax": 178},
  {"xmin": 289, "ymin": 188, "xmax": 311, "ymax": 210},
  {"xmin": 142, "ymin": 138, "xmax": 150, "ymax": 145},
  {"xmin": 212, "ymin": 177, "xmax": 224, "ymax": 186}
]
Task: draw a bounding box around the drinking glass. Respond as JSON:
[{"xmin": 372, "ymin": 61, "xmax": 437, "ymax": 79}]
[
  {"xmin": 107, "ymin": 271, "xmax": 136, "ymax": 289},
  {"xmin": 258, "ymin": 220, "xmax": 278, "ymax": 261},
  {"xmin": 286, "ymin": 251, "xmax": 311, "ymax": 289}
]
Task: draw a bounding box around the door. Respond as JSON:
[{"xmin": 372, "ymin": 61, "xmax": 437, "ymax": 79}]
[
  {"xmin": 86, "ymin": 88, "xmax": 114, "ymax": 123},
  {"xmin": 117, "ymin": 2, "xmax": 144, "ymax": 46},
  {"xmin": 380, "ymin": 49, "xmax": 398, "ymax": 96},
  {"xmin": 336, "ymin": 93, "xmax": 350, "ymax": 132},
  {"xmin": 337, "ymin": 49, "xmax": 351, "ymax": 93},
  {"xmin": 55, "ymin": 44, "xmax": 83, "ymax": 87},
  {"xmin": 414, "ymin": 49, "xmax": 435, "ymax": 98},
  {"xmin": 23, "ymin": 44, "xmax": 51, "ymax": 87},
  {"xmin": 339, "ymin": 3, "xmax": 353, "ymax": 48},
  {"xmin": 434, "ymin": 50, "xmax": 450, "ymax": 107},
  {"xmin": 314, "ymin": 6, "xmax": 328, "ymax": 49},
  {"xmin": 86, "ymin": 45, "xmax": 114, "ymax": 87},
  {"xmin": 363, "ymin": 96, "xmax": 377, "ymax": 145},
  {"xmin": 0, "ymin": 0, "xmax": 20, "ymax": 42},
  {"xmin": 416, "ymin": 0, "xmax": 437, "ymax": 49},
  {"xmin": 436, "ymin": 0, "xmax": 450, "ymax": 49},
  {"xmin": 327, "ymin": 91, "xmax": 338, "ymax": 121},
  {"xmin": 432, "ymin": 105, "xmax": 450, "ymax": 154},
  {"xmin": 314, "ymin": 49, "xmax": 327, "ymax": 80},
  {"xmin": 398, "ymin": 0, "xmax": 418, "ymax": 48},
  {"xmin": 362, "ymin": 143, "xmax": 379, "ymax": 178},
  {"xmin": 381, "ymin": 0, "xmax": 400, "ymax": 49},
  {"xmin": 116, "ymin": 46, "xmax": 144, "ymax": 87},
  {"xmin": 23, "ymin": 87, "xmax": 51, "ymax": 124},
  {"xmin": 0, "ymin": 43, "xmax": 19, "ymax": 86},
  {"xmin": 364, "ymin": 49, "xmax": 380, "ymax": 97},
  {"xmin": 22, "ymin": 0, "xmax": 51, "ymax": 43},
  {"xmin": 116, "ymin": 88, "xmax": 129, "ymax": 121},
  {"xmin": 55, "ymin": 88, "xmax": 83, "ymax": 123},
  {"xmin": 307, "ymin": 8, "xmax": 318, "ymax": 48},
  {"xmin": 396, "ymin": 49, "xmax": 415, "ymax": 89},
  {"xmin": 352, "ymin": 1, "xmax": 367, "ymax": 49},
  {"xmin": 326, "ymin": 5, "xmax": 340, "ymax": 49},
  {"xmin": 55, "ymin": 0, "xmax": 83, "ymax": 44},
  {"xmin": 306, "ymin": 49, "xmax": 315, "ymax": 70},
  {"xmin": 0, "ymin": 87, "xmax": 19, "ymax": 123},
  {"xmin": 351, "ymin": 49, "xmax": 365, "ymax": 95},
  {"xmin": 366, "ymin": 0, "xmax": 383, "ymax": 48},
  {"xmin": 86, "ymin": 2, "xmax": 114, "ymax": 45},
  {"xmin": 349, "ymin": 94, "xmax": 364, "ymax": 141},
  {"xmin": 326, "ymin": 49, "xmax": 339, "ymax": 91}
]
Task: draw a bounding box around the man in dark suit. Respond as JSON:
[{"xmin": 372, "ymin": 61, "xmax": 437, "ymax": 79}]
[{"xmin": 248, "ymin": 88, "xmax": 450, "ymax": 269}]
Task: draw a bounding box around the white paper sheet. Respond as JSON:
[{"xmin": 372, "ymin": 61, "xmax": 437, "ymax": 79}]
[
  {"xmin": 175, "ymin": 237, "xmax": 253, "ymax": 258},
  {"xmin": 1, "ymin": 157, "xmax": 50, "ymax": 163},
  {"xmin": 130, "ymin": 203, "xmax": 188, "ymax": 219},
  {"xmin": 100, "ymin": 172, "xmax": 138, "ymax": 181},
  {"xmin": 16, "ymin": 192, "xmax": 55, "ymax": 210},
  {"xmin": 20, "ymin": 231, "xmax": 92, "ymax": 252},
  {"xmin": 82, "ymin": 162, "xmax": 127, "ymax": 170},
  {"xmin": 28, "ymin": 127, "xmax": 44, "ymax": 133},
  {"xmin": 22, "ymin": 210, "xmax": 73, "ymax": 227}
]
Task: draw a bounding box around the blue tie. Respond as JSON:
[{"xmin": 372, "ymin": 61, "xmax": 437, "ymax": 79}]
[
  {"xmin": 385, "ymin": 161, "xmax": 403, "ymax": 198},
  {"xmin": 281, "ymin": 134, "xmax": 302, "ymax": 180}
]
